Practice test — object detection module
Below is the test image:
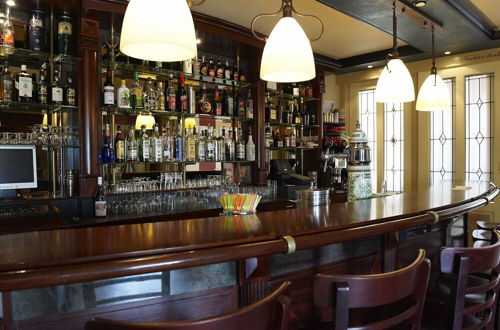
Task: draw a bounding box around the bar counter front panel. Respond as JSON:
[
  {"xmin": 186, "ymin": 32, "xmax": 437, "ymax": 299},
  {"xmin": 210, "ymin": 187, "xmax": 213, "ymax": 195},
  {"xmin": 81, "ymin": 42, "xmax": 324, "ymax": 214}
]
[{"xmin": 0, "ymin": 181, "xmax": 498, "ymax": 329}]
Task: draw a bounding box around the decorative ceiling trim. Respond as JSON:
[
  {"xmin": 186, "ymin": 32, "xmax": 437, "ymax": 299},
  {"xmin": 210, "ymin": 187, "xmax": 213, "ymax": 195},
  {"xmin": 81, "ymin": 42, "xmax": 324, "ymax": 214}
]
[{"xmin": 445, "ymin": 0, "xmax": 500, "ymax": 40}]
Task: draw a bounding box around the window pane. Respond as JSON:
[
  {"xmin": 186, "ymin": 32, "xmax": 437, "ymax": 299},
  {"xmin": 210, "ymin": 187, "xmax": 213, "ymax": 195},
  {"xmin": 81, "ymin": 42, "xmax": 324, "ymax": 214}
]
[
  {"xmin": 465, "ymin": 74, "xmax": 494, "ymax": 182},
  {"xmin": 384, "ymin": 102, "xmax": 404, "ymax": 192},
  {"xmin": 430, "ymin": 78, "xmax": 455, "ymax": 185},
  {"xmin": 358, "ymin": 89, "xmax": 377, "ymax": 191}
]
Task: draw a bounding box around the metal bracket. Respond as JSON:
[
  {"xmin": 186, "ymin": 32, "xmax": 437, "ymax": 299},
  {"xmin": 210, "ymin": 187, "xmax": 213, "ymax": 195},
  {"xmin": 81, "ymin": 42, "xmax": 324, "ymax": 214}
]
[
  {"xmin": 482, "ymin": 196, "xmax": 491, "ymax": 204},
  {"xmin": 489, "ymin": 181, "xmax": 497, "ymax": 190},
  {"xmin": 427, "ymin": 211, "xmax": 439, "ymax": 225},
  {"xmin": 282, "ymin": 235, "xmax": 296, "ymax": 254}
]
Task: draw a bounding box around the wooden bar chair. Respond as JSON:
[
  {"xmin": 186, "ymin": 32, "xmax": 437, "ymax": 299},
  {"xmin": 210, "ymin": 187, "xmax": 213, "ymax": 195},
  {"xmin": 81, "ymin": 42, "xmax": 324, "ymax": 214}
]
[
  {"xmin": 85, "ymin": 281, "xmax": 291, "ymax": 330},
  {"xmin": 313, "ymin": 249, "xmax": 431, "ymax": 329},
  {"xmin": 424, "ymin": 231, "xmax": 500, "ymax": 330}
]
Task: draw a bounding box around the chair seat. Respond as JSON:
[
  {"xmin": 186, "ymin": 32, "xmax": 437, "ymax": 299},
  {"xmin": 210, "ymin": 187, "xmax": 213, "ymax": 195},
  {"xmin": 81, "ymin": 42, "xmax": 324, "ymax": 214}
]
[
  {"xmin": 472, "ymin": 229, "xmax": 492, "ymax": 241},
  {"xmin": 476, "ymin": 221, "xmax": 498, "ymax": 230}
]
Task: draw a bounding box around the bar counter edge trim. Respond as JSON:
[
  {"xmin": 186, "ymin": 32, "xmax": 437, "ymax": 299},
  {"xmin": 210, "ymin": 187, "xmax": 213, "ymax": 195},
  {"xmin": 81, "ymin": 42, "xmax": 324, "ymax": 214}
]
[{"xmin": 0, "ymin": 186, "xmax": 497, "ymax": 292}]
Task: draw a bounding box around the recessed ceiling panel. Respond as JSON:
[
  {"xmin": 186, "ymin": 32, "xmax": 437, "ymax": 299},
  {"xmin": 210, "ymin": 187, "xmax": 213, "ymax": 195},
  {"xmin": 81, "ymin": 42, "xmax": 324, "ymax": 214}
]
[
  {"xmin": 193, "ymin": 0, "xmax": 405, "ymax": 59},
  {"xmin": 469, "ymin": 0, "xmax": 500, "ymax": 29}
]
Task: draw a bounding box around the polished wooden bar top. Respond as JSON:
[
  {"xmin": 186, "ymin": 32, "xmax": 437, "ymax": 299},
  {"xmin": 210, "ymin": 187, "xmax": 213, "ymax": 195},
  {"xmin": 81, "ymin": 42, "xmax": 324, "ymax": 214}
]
[{"xmin": 0, "ymin": 181, "xmax": 495, "ymax": 275}]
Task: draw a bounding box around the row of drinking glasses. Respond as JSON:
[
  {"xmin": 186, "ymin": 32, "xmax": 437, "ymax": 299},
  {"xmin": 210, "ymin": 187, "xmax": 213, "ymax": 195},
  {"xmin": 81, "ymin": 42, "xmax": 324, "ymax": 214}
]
[{"xmin": 0, "ymin": 125, "xmax": 79, "ymax": 146}]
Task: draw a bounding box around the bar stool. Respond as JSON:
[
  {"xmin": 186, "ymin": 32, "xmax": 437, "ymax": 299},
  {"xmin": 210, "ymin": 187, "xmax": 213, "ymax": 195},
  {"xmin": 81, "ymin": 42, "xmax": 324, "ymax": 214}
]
[
  {"xmin": 313, "ymin": 249, "xmax": 430, "ymax": 329},
  {"xmin": 85, "ymin": 281, "xmax": 291, "ymax": 330},
  {"xmin": 423, "ymin": 231, "xmax": 500, "ymax": 330},
  {"xmin": 472, "ymin": 221, "xmax": 498, "ymax": 247}
]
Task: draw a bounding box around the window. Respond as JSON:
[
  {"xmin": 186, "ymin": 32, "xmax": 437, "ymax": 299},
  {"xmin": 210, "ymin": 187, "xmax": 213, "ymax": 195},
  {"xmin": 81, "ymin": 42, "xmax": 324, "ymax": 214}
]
[
  {"xmin": 465, "ymin": 73, "xmax": 494, "ymax": 182},
  {"xmin": 384, "ymin": 102, "xmax": 404, "ymax": 192},
  {"xmin": 430, "ymin": 78, "xmax": 455, "ymax": 184},
  {"xmin": 358, "ymin": 89, "xmax": 377, "ymax": 191}
]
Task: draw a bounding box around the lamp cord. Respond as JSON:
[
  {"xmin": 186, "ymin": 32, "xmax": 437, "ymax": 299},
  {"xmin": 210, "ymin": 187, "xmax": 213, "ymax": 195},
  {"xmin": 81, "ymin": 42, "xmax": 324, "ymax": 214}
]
[
  {"xmin": 391, "ymin": 1, "xmax": 398, "ymax": 58},
  {"xmin": 431, "ymin": 26, "xmax": 437, "ymax": 82}
]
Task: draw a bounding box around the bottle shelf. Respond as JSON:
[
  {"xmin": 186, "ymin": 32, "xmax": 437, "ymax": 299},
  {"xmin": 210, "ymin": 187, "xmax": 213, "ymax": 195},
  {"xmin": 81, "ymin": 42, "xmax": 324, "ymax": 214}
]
[
  {"xmin": 0, "ymin": 46, "xmax": 80, "ymax": 65},
  {"xmin": 0, "ymin": 101, "xmax": 78, "ymax": 114},
  {"xmin": 102, "ymin": 59, "xmax": 252, "ymax": 89},
  {"xmin": 101, "ymin": 106, "xmax": 254, "ymax": 122},
  {"xmin": 267, "ymin": 91, "xmax": 318, "ymax": 102},
  {"xmin": 266, "ymin": 146, "xmax": 317, "ymax": 152},
  {"xmin": 324, "ymin": 121, "xmax": 346, "ymax": 126},
  {"xmin": 265, "ymin": 122, "xmax": 319, "ymax": 129},
  {"xmin": 101, "ymin": 160, "xmax": 255, "ymax": 167}
]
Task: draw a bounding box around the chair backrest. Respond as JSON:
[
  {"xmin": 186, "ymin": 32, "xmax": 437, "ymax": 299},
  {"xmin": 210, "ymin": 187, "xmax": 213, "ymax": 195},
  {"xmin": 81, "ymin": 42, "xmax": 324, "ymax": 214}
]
[
  {"xmin": 85, "ymin": 281, "xmax": 291, "ymax": 330},
  {"xmin": 313, "ymin": 249, "xmax": 430, "ymax": 330},
  {"xmin": 440, "ymin": 231, "xmax": 500, "ymax": 330}
]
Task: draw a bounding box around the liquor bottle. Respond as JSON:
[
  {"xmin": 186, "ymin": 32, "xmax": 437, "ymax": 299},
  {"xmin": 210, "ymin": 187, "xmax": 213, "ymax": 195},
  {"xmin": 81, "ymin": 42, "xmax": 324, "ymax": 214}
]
[
  {"xmin": 130, "ymin": 72, "xmax": 144, "ymax": 109},
  {"xmin": 198, "ymin": 84, "xmax": 212, "ymax": 114},
  {"xmin": 166, "ymin": 74, "xmax": 176, "ymax": 111},
  {"xmin": 265, "ymin": 93, "xmax": 271, "ymax": 123},
  {"xmin": 183, "ymin": 58, "xmax": 192, "ymax": 75},
  {"xmin": 3, "ymin": 62, "xmax": 12, "ymax": 102},
  {"xmin": 216, "ymin": 59, "xmax": 224, "ymax": 78},
  {"xmin": 2, "ymin": 6, "xmax": 14, "ymax": 47},
  {"xmin": 208, "ymin": 57, "xmax": 216, "ymax": 77},
  {"xmin": 175, "ymin": 126, "xmax": 184, "ymax": 161},
  {"xmin": 264, "ymin": 124, "xmax": 272, "ymax": 148},
  {"xmin": 50, "ymin": 70, "xmax": 63, "ymax": 104},
  {"xmin": 276, "ymin": 99, "xmax": 282, "ymax": 124},
  {"xmin": 150, "ymin": 124, "xmax": 163, "ymax": 162},
  {"xmin": 246, "ymin": 127, "xmax": 256, "ymax": 161},
  {"xmin": 224, "ymin": 60, "xmax": 232, "ymax": 80},
  {"xmin": 205, "ymin": 126, "xmax": 216, "ymax": 161},
  {"xmin": 310, "ymin": 107, "xmax": 317, "ymax": 125},
  {"xmin": 193, "ymin": 57, "xmax": 201, "ymax": 76},
  {"xmin": 236, "ymin": 128, "xmax": 245, "ymax": 161},
  {"xmin": 186, "ymin": 126, "xmax": 196, "ymax": 161},
  {"xmin": 294, "ymin": 100, "xmax": 302, "ymax": 125},
  {"xmin": 64, "ymin": 76, "xmax": 76, "ymax": 106},
  {"xmin": 176, "ymin": 73, "xmax": 187, "ymax": 112},
  {"xmin": 138, "ymin": 125, "xmax": 150, "ymax": 162},
  {"xmin": 103, "ymin": 68, "xmax": 114, "ymax": 106},
  {"xmin": 225, "ymin": 129, "xmax": 235, "ymax": 161},
  {"xmin": 239, "ymin": 69, "xmax": 247, "ymax": 82},
  {"xmin": 285, "ymin": 102, "xmax": 293, "ymax": 124},
  {"xmin": 164, "ymin": 128, "xmax": 174, "ymax": 161},
  {"xmin": 144, "ymin": 78, "xmax": 156, "ymax": 110},
  {"xmin": 115, "ymin": 126, "xmax": 125, "ymax": 163},
  {"xmin": 17, "ymin": 65, "xmax": 33, "ymax": 102},
  {"xmin": 0, "ymin": 65, "xmax": 4, "ymax": 100},
  {"xmin": 217, "ymin": 128, "xmax": 226, "ymax": 161},
  {"xmin": 290, "ymin": 128, "xmax": 297, "ymax": 147},
  {"xmin": 157, "ymin": 81, "xmax": 165, "ymax": 111},
  {"xmin": 126, "ymin": 125, "xmax": 138, "ymax": 162},
  {"xmin": 302, "ymin": 99, "xmax": 310, "ymax": 126},
  {"xmin": 238, "ymin": 92, "xmax": 246, "ymax": 118},
  {"xmin": 117, "ymin": 79, "xmax": 130, "ymax": 109},
  {"xmin": 31, "ymin": 73, "xmax": 38, "ymax": 102},
  {"xmin": 29, "ymin": 10, "xmax": 45, "ymax": 51},
  {"xmin": 94, "ymin": 177, "xmax": 106, "ymax": 217},
  {"xmin": 245, "ymin": 89, "xmax": 254, "ymax": 119},
  {"xmin": 99, "ymin": 123, "xmax": 115, "ymax": 163},
  {"xmin": 233, "ymin": 64, "xmax": 239, "ymax": 81},
  {"xmin": 222, "ymin": 87, "xmax": 234, "ymax": 117},
  {"xmin": 57, "ymin": 12, "xmax": 72, "ymax": 55},
  {"xmin": 213, "ymin": 85, "xmax": 222, "ymax": 116},
  {"xmin": 196, "ymin": 128, "xmax": 205, "ymax": 162},
  {"xmin": 200, "ymin": 56, "xmax": 208, "ymax": 76}
]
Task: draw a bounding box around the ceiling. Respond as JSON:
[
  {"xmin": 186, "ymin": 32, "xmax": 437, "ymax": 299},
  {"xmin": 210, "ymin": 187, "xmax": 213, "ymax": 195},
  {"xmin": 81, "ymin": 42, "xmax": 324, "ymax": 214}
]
[{"xmin": 194, "ymin": 0, "xmax": 500, "ymax": 73}]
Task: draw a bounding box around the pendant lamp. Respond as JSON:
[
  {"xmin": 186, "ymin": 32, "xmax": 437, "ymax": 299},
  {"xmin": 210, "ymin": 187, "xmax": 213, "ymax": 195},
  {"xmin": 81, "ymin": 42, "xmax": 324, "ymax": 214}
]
[
  {"xmin": 251, "ymin": 0, "xmax": 324, "ymax": 83},
  {"xmin": 120, "ymin": 0, "xmax": 198, "ymax": 62},
  {"xmin": 135, "ymin": 114, "xmax": 156, "ymax": 130},
  {"xmin": 375, "ymin": 2, "xmax": 415, "ymax": 103},
  {"xmin": 416, "ymin": 27, "xmax": 450, "ymax": 111}
]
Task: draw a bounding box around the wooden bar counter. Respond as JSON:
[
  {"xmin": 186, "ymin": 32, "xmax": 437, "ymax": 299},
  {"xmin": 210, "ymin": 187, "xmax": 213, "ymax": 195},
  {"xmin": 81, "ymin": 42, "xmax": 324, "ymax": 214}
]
[{"xmin": 0, "ymin": 181, "xmax": 498, "ymax": 329}]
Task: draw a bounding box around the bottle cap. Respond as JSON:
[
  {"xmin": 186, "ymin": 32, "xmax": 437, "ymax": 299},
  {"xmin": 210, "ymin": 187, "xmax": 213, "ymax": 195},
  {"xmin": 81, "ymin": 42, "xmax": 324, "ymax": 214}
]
[{"xmin": 121, "ymin": 79, "xmax": 126, "ymax": 85}]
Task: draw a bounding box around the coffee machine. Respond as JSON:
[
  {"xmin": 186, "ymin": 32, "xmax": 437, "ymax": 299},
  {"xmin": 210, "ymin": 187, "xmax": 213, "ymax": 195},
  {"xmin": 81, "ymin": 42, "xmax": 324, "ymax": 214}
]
[
  {"xmin": 346, "ymin": 121, "xmax": 372, "ymax": 201},
  {"xmin": 318, "ymin": 140, "xmax": 348, "ymax": 191}
]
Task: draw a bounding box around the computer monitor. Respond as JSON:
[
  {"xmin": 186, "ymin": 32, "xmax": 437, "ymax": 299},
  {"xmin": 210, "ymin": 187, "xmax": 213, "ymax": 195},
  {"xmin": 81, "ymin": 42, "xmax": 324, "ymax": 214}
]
[{"xmin": 0, "ymin": 145, "xmax": 37, "ymax": 190}]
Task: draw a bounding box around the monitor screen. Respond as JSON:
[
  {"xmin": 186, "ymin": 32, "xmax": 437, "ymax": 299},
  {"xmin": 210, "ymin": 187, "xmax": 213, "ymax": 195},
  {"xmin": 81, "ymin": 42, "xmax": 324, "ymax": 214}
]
[{"xmin": 0, "ymin": 145, "xmax": 37, "ymax": 190}]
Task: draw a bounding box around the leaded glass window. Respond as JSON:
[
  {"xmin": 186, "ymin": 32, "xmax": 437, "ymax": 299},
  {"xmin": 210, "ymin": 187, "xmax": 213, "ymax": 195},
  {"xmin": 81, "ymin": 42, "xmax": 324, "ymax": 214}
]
[
  {"xmin": 358, "ymin": 89, "xmax": 377, "ymax": 192},
  {"xmin": 465, "ymin": 73, "xmax": 494, "ymax": 182},
  {"xmin": 430, "ymin": 78, "xmax": 455, "ymax": 184},
  {"xmin": 384, "ymin": 102, "xmax": 404, "ymax": 192}
]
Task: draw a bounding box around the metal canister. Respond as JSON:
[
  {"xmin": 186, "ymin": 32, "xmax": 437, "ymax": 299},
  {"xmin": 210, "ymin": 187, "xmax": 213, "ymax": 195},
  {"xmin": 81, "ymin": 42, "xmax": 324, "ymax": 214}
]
[
  {"xmin": 346, "ymin": 121, "xmax": 372, "ymax": 201},
  {"xmin": 29, "ymin": 10, "xmax": 45, "ymax": 51},
  {"xmin": 188, "ymin": 85, "xmax": 196, "ymax": 114},
  {"xmin": 64, "ymin": 169, "xmax": 76, "ymax": 197}
]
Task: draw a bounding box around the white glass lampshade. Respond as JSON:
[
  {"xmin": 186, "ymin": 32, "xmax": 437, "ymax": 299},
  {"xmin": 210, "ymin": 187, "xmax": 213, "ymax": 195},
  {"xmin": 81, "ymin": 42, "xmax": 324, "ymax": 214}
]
[
  {"xmin": 120, "ymin": 0, "xmax": 197, "ymax": 62},
  {"xmin": 135, "ymin": 115, "xmax": 156, "ymax": 130},
  {"xmin": 416, "ymin": 73, "xmax": 450, "ymax": 111},
  {"xmin": 260, "ymin": 17, "xmax": 315, "ymax": 83},
  {"xmin": 375, "ymin": 59, "xmax": 415, "ymax": 103}
]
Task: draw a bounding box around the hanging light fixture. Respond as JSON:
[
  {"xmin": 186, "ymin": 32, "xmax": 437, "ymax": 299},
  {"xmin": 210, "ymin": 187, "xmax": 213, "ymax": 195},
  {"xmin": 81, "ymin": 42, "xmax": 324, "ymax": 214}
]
[
  {"xmin": 416, "ymin": 26, "xmax": 450, "ymax": 111},
  {"xmin": 375, "ymin": 2, "xmax": 415, "ymax": 103},
  {"xmin": 120, "ymin": 0, "xmax": 205, "ymax": 62},
  {"xmin": 135, "ymin": 114, "xmax": 156, "ymax": 130},
  {"xmin": 251, "ymin": 0, "xmax": 324, "ymax": 83}
]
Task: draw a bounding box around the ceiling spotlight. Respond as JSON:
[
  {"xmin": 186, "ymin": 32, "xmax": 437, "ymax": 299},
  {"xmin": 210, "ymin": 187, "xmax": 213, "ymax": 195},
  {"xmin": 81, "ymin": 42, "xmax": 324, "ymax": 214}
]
[
  {"xmin": 412, "ymin": 0, "xmax": 427, "ymax": 7},
  {"xmin": 444, "ymin": 51, "xmax": 451, "ymax": 55},
  {"xmin": 196, "ymin": 38, "xmax": 201, "ymax": 44},
  {"xmin": 367, "ymin": 65, "xmax": 373, "ymax": 69}
]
